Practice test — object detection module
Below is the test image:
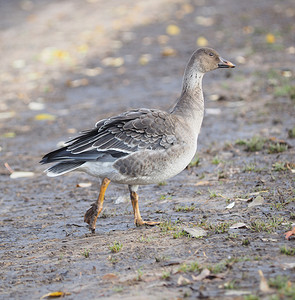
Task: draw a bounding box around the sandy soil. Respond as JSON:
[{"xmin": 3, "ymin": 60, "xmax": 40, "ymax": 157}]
[{"xmin": 0, "ymin": 0, "xmax": 294, "ymax": 299}]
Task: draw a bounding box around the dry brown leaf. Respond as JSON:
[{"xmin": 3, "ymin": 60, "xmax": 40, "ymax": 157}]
[
  {"xmin": 248, "ymin": 195, "xmax": 264, "ymax": 208},
  {"xmin": 102, "ymin": 273, "xmax": 118, "ymax": 281},
  {"xmin": 192, "ymin": 268, "xmax": 210, "ymax": 281},
  {"xmin": 182, "ymin": 227, "xmax": 207, "ymax": 238},
  {"xmin": 177, "ymin": 275, "xmax": 191, "ymax": 285},
  {"xmin": 161, "ymin": 47, "xmax": 177, "ymax": 57},
  {"xmin": 226, "ymin": 202, "xmax": 235, "ymax": 209},
  {"xmin": 10, "ymin": 171, "xmax": 35, "ymax": 179},
  {"xmin": 284, "ymin": 227, "xmax": 295, "ymax": 240},
  {"xmin": 229, "ymin": 222, "xmax": 248, "ymax": 229},
  {"xmin": 258, "ymin": 270, "xmax": 273, "ymax": 294},
  {"xmin": 195, "ymin": 180, "xmax": 211, "ymax": 186},
  {"xmin": 76, "ymin": 182, "xmax": 92, "ymax": 188},
  {"xmin": 67, "ymin": 78, "xmax": 89, "ymax": 88}
]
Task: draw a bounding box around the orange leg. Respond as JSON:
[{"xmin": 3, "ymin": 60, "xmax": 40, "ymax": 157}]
[
  {"xmin": 84, "ymin": 177, "xmax": 110, "ymax": 233},
  {"xmin": 129, "ymin": 190, "xmax": 160, "ymax": 227}
]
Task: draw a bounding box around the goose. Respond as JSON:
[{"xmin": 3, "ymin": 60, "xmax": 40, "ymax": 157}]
[{"xmin": 40, "ymin": 47, "xmax": 235, "ymax": 233}]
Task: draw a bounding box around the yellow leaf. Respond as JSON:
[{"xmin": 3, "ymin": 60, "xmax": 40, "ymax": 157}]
[
  {"xmin": 161, "ymin": 47, "xmax": 177, "ymax": 57},
  {"xmin": 77, "ymin": 44, "xmax": 89, "ymax": 53},
  {"xmin": 196, "ymin": 36, "xmax": 208, "ymax": 47},
  {"xmin": 138, "ymin": 54, "xmax": 152, "ymax": 66},
  {"xmin": 40, "ymin": 291, "xmax": 71, "ymax": 299},
  {"xmin": 1, "ymin": 132, "xmax": 16, "ymax": 138},
  {"xmin": 166, "ymin": 25, "xmax": 180, "ymax": 36},
  {"xmin": 266, "ymin": 33, "xmax": 275, "ymax": 44},
  {"xmin": 34, "ymin": 113, "xmax": 56, "ymax": 121}
]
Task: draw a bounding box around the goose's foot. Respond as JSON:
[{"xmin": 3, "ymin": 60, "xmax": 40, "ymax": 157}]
[
  {"xmin": 135, "ymin": 218, "xmax": 160, "ymax": 227},
  {"xmin": 84, "ymin": 177, "xmax": 111, "ymax": 233},
  {"xmin": 84, "ymin": 203, "xmax": 99, "ymax": 233}
]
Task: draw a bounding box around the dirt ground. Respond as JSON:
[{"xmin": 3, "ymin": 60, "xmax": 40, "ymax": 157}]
[{"xmin": 0, "ymin": 0, "xmax": 295, "ymax": 299}]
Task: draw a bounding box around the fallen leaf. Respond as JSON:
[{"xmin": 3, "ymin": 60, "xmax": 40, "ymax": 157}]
[
  {"xmin": 102, "ymin": 57, "xmax": 124, "ymax": 67},
  {"xmin": 258, "ymin": 270, "xmax": 273, "ymax": 294},
  {"xmin": 266, "ymin": 33, "xmax": 275, "ymax": 44},
  {"xmin": 138, "ymin": 54, "xmax": 152, "ymax": 66},
  {"xmin": 226, "ymin": 202, "xmax": 235, "ymax": 209},
  {"xmin": 225, "ymin": 290, "xmax": 251, "ymax": 296},
  {"xmin": 40, "ymin": 291, "xmax": 71, "ymax": 299},
  {"xmin": 281, "ymin": 262, "xmax": 295, "ymax": 269},
  {"xmin": 157, "ymin": 35, "xmax": 169, "ymax": 45},
  {"xmin": 196, "ymin": 36, "xmax": 208, "ymax": 47},
  {"xmin": 161, "ymin": 47, "xmax": 177, "ymax": 57},
  {"xmin": 28, "ymin": 102, "xmax": 45, "ymax": 111},
  {"xmin": 248, "ymin": 195, "xmax": 264, "ymax": 208},
  {"xmin": 1, "ymin": 132, "xmax": 16, "ymax": 138},
  {"xmin": 260, "ymin": 238, "xmax": 277, "ymax": 242},
  {"xmin": 195, "ymin": 16, "xmax": 214, "ymax": 26},
  {"xmin": 34, "ymin": 113, "xmax": 56, "ymax": 121},
  {"xmin": 192, "ymin": 268, "xmax": 210, "ymax": 281},
  {"xmin": 195, "ymin": 180, "xmax": 211, "ymax": 186},
  {"xmin": 284, "ymin": 227, "xmax": 295, "ymax": 240},
  {"xmin": 229, "ymin": 222, "xmax": 248, "ymax": 229},
  {"xmin": 166, "ymin": 25, "xmax": 180, "ymax": 36},
  {"xmin": 76, "ymin": 182, "xmax": 92, "ymax": 188},
  {"xmin": 10, "ymin": 171, "xmax": 35, "ymax": 179},
  {"xmin": 177, "ymin": 275, "xmax": 191, "ymax": 285},
  {"xmin": 182, "ymin": 226, "xmax": 207, "ymax": 238},
  {"xmin": 102, "ymin": 273, "xmax": 118, "ymax": 281},
  {"xmin": 67, "ymin": 78, "xmax": 89, "ymax": 88},
  {"xmin": 0, "ymin": 111, "xmax": 15, "ymax": 119}
]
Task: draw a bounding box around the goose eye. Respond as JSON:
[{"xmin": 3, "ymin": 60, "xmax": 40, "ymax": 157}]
[{"xmin": 209, "ymin": 52, "xmax": 214, "ymax": 57}]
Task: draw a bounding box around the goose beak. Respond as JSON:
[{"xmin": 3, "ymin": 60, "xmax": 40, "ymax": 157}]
[{"xmin": 218, "ymin": 57, "xmax": 235, "ymax": 68}]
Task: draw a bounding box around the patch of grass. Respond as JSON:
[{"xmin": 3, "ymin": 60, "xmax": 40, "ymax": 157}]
[
  {"xmin": 243, "ymin": 163, "xmax": 257, "ymax": 172},
  {"xmin": 188, "ymin": 154, "xmax": 200, "ymax": 168},
  {"xmin": 201, "ymin": 221, "xmax": 232, "ymax": 234},
  {"xmin": 274, "ymin": 84, "xmax": 295, "ymax": 99},
  {"xmin": 159, "ymin": 194, "xmax": 172, "ymax": 200},
  {"xmin": 242, "ymin": 239, "xmax": 250, "ymax": 246},
  {"xmin": 109, "ymin": 241, "xmax": 123, "ymax": 253},
  {"xmin": 178, "ymin": 261, "xmax": 201, "ymax": 273},
  {"xmin": 272, "ymin": 162, "xmax": 287, "ymax": 172},
  {"xmin": 159, "ymin": 220, "xmax": 179, "ymax": 233},
  {"xmin": 212, "ymin": 156, "xmax": 222, "ymax": 165},
  {"xmin": 235, "ymin": 136, "xmax": 289, "ymax": 154},
  {"xmin": 249, "ymin": 217, "xmax": 284, "ymax": 233},
  {"xmin": 113, "ymin": 286, "xmax": 124, "ymax": 293},
  {"xmin": 138, "ymin": 235, "xmax": 152, "ymax": 243},
  {"xmin": 82, "ymin": 249, "xmax": 90, "ymax": 258},
  {"xmin": 288, "ymin": 127, "xmax": 295, "ymax": 138},
  {"xmin": 158, "ymin": 181, "xmax": 167, "ymax": 186},
  {"xmin": 280, "ymin": 245, "xmax": 295, "ymax": 256},
  {"xmin": 173, "ymin": 231, "xmax": 189, "ymax": 239},
  {"xmin": 174, "ymin": 204, "xmax": 196, "ymax": 212},
  {"xmin": 161, "ymin": 271, "xmax": 171, "ymax": 280},
  {"xmin": 136, "ymin": 268, "xmax": 143, "ymax": 281},
  {"xmin": 235, "ymin": 136, "xmax": 266, "ymax": 152},
  {"xmin": 268, "ymin": 143, "xmax": 288, "ymax": 154},
  {"xmin": 155, "ymin": 255, "xmax": 169, "ymax": 262},
  {"xmin": 108, "ymin": 256, "xmax": 119, "ymax": 264},
  {"xmin": 208, "ymin": 188, "xmax": 218, "ymax": 198},
  {"xmin": 208, "ymin": 261, "xmax": 227, "ymax": 274},
  {"xmin": 244, "ymin": 296, "xmax": 259, "ymax": 300},
  {"xmin": 224, "ymin": 279, "xmax": 237, "ymax": 289}
]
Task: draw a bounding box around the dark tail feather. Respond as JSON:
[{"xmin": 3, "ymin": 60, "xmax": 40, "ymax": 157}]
[{"xmin": 45, "ymin": 162, "xmax": 85, "ymax": 177}]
